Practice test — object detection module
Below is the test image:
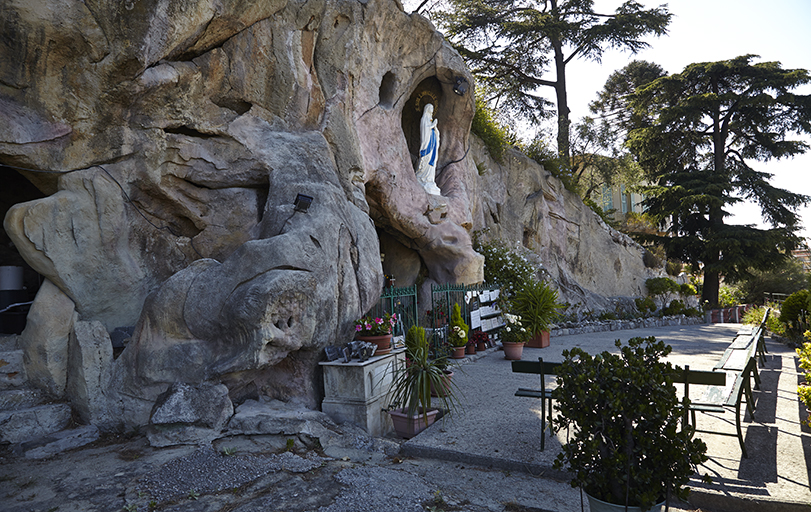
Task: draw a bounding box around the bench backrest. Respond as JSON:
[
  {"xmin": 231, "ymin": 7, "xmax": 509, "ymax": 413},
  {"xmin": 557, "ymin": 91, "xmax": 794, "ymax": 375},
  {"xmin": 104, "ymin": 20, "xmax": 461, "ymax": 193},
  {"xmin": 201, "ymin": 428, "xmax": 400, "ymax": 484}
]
[
  {"xmin": 670, "ymin": 366, "xmax": 726, "ymax": 387},
  {"xmin": 511, "ymin": 359, "xmax": 562, "ymax": 376}
]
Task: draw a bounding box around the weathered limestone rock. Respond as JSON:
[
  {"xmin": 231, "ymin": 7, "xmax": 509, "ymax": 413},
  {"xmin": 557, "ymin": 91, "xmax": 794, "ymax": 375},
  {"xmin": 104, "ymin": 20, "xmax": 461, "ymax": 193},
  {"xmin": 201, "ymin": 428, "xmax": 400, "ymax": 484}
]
[
  {"xmin": 66, "ymin": 320, "xmax": 114, "ymax": 429},
  {"xmin": 147, "ymin": 382, "xmax": 233, "ymax": 447},
  {"xmin": 18, "ymin": 280, "xmax": 75, "ymax": 397},
  {"xmin": 469, "ymin": 139, "xmax": 662, "ymax": 310},
  {"xmin": 0, "ymin": 403, "xmax": 72, "ymax": 444},
  {"xmin": 1, "ymin": 0, "xmax": 485, "ymax": 427}
]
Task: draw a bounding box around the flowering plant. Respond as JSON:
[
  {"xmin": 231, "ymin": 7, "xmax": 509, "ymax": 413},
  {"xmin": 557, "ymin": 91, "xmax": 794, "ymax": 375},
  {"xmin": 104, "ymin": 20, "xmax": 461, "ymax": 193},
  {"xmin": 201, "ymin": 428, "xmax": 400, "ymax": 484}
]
[
  {"xmin": 470, "ymin": 330, "xmax": 489, "ymax": 346},
  {"xmin": 501, "ymin": 313, "xmax": 529, "ymax": 344},
  {"xmin": 355, "ymin": 312, "xmax": 397, "ymax": 336}
]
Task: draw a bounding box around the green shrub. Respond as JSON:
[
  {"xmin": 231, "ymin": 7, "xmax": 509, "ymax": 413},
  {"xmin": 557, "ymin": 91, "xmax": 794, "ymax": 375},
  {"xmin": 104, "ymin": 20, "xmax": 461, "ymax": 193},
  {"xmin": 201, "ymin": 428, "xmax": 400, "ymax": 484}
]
[
  {"xmin": 683, "ymin": 307, "xmax": 701, "ymax": 318},
  {"xmin": 666, "ymin": 260, "xmax": 682, "ymax": 276},
  {"xmin": 718, "ymin": 285, "xmax": 742, "ymax": 307},
  {"xmin": 511, "ymin": 279, "xmax": 563, "ymax": 334},
  {"xmin": 662, "ymin": 299, "xmax": 685, "ymax": 316},
  {"xmin": 779, "ymin": 289, "xmax": 810, "ymax": 333},
  {"xmin": 679, "ymin": 283, "xmax": 697, "ymax": 296},
  {"xmin": 634, "ymin": 296, "xmax": 656, "ymax": 314},
  {"xmin": 797, "ymin": 339, "xmax": 811, "ymax": 427},
  {"xmin": 743, "ymin": 303, "xmax": 785, "ymax": 336},
  {"xmin": 471, "ymin": 97, "xmax": 514, "ymax": 164},
  {"xmin": 598, "ymin": 311, "xmax": 618, "ymax": 321},
  {"xmin": 448, "ymin": 303, "xmax": 469, "ymax": 347}
]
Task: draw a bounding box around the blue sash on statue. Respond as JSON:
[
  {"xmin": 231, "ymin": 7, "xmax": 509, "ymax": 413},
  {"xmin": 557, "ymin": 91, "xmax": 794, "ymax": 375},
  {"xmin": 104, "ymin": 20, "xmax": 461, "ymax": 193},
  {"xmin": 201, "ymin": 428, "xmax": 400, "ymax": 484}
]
[{"xmin": 419, "ymin": 129, "xmax": 437, "ymax": 166}]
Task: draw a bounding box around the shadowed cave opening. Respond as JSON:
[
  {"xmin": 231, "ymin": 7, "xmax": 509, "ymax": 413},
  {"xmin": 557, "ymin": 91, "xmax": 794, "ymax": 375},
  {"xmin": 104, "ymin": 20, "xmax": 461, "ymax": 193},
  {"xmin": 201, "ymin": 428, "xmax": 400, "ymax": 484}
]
[{"xmin": 0, "ymin": 167, "xmax": 47, "ymax": 334}]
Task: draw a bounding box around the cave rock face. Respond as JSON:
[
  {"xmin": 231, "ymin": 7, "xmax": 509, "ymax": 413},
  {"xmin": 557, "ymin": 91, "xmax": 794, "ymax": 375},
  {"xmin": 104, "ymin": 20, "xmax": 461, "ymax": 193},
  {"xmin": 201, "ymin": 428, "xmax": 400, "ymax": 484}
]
[{"xmin": 1, "ymin": 0, "xmax": 482, "ymax": 423}]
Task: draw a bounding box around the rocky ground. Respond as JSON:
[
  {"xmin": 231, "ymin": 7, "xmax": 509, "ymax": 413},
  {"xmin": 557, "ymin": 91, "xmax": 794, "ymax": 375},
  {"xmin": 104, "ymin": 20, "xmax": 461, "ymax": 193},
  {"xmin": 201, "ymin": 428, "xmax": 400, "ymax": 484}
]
[{"xmin": 0, "ymin": 430, "xmax": 589, "ymax": 512}]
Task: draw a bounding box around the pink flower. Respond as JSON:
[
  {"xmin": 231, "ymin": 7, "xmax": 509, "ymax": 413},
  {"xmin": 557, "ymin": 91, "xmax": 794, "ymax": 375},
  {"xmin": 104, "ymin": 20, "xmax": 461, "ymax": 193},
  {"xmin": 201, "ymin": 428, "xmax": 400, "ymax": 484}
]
[
  {"xmin": 365, "ymin": 323, "xmax": 372, "ymax": 331},
  {"xmin": 391, "ymin": 313, "xmax": 397, "ymax": 321},
  {"xmin": 355, "ymin": 324, "xmax": 362, "ymax": 331},
  {"xmin": 375, "ymin": 318, "xmax": 384, "ymax": 325}
]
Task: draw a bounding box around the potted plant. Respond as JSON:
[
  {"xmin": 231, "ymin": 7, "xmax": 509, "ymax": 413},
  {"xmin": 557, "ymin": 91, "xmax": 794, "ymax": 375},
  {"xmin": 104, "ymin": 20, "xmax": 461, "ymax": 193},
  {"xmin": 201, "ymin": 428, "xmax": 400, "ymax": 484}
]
[
  {"xmin": 471, "ymin": 330, "xmax": 489, "ymax": 352},
  {"xmin": 448, "ymin": 303, "xmax": 469, "ymax": 359},
  {"xmin": 388, "ymin": 325, "xmax": 462, "ymax": 438},
  {"xmin": 500, "ymin": 313, "xmax": 529, "ymax": 360},
  {"xmin": 511, "ymin": 279, "xmax": 563, "ymax": 348},
  {"xmin": 551, "ymin": 337, "xmax": 709, "ymax": 511},
  {"xmin": 355, "ymin": 312, "xmax": 397, "ymax": 355}
]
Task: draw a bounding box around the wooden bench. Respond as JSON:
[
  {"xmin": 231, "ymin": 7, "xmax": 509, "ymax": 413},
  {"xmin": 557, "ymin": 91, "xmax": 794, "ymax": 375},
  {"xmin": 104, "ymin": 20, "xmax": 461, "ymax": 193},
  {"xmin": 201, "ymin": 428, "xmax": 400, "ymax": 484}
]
[
  {"xmin": 512, "ymin": 357, "xmax": 755, "ymax": 457},
  {"xmin": 679, "ymin": 358, "xmax": 758, "ymax": 458},
  {"xmin": 511, "ymin": 358, "xmax": 561, "ymax": 450}
]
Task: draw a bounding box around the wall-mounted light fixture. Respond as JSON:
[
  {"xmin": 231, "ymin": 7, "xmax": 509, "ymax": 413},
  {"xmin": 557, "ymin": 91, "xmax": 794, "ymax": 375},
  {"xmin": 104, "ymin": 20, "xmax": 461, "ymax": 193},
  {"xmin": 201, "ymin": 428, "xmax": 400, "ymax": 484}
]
[
  {"xmin": 294, "ymin": 193, "xmax": 313, "ymax": 213},
  {"xmin": 453, "ymin": 76, "xmax": 469, "ymax": 96}
]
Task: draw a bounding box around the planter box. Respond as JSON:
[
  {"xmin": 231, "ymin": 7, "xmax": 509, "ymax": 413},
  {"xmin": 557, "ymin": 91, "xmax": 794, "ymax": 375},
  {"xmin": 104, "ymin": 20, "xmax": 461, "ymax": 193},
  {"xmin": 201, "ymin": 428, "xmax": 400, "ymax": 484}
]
[
  {"xmin": 389, "ymin": 407, "xmax": 438, "ymax": 439},
  {"xmin": 525, "ymin": 331, "xmax": 550, "ymax": 348},
  {"xmin": 320, "ymin": 349, "xmax": 405, "ymax": 436}
]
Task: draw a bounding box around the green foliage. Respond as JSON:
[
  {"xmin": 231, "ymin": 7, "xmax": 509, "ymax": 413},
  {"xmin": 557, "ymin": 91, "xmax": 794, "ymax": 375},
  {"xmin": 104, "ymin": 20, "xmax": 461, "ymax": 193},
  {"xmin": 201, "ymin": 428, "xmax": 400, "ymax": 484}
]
[
  {"xmin": 552, "ymin": 337, "xmax": 708, "ymax": 509},
  {"xmin": 662, "ymin": 299, "xmax": 685, "ymax": 316},
  {"xmin": 449, "ymin": 303, "xmax": 469, "ymax": 347},
  {"xmin": 598, "ymin": 311, "xmax": 618, "ymax": 321},
  {"xmin": 500, "ymin": 313, "xmax": 530, "ymax": 344},
  {"xmin": 666, "ymin": 259, "xmax": 682, "ymax": 276},
  {"xmin": 510, "ymin": 279, "xmax": 563, "ymax": 335},
  {"xmin": 729, "ymin": 257, "xmax": 808, "ymax": 305},
  {"xmin": 471, "ymin": 96, "xmax": 514, "ymax": 164},
  {"xmin": 718, "ymin": 286, "xmax": 743, "ymax": 308},
  {"xmin": 645, "ymin": 277, "xmax": 679, "ymax": 308},
  {"xmin": 405, "ymin": 325, "xmax": 427, "ymax": 354},
  {"xmin": 683, "ymin": 307, "xmax": 702, "ymax": 318},
  {"xmin": 796, "ymin": 340, "xmax": 811, "ymax": 426},
  {"xmin": 635, "ymin": 296, "xmax": 656, "ymax": 314},
  {"xmin": 743, "ymin": 304, "xmax": 785, "ymax": 336},
  {"xmin": 626, "ymin": 55, "xmax": 811, "ymax": 307},
  {"xmin": 779, "ymin": 289, "xmax": 810, "ymax": 333},
  {"xmin": 679, "ymin": 283, "xmax": 697, "ymax": 296},
  {"xmin": 437, "ymin": 0, "xmax": 671, "ymax": 160},
  {"xmin": 389, "ymin": 336, "xmax": 462, "ymax": 425},
  {"xmin": 472, "ymin": 232, "xmax": 535, "ymax": 296}
]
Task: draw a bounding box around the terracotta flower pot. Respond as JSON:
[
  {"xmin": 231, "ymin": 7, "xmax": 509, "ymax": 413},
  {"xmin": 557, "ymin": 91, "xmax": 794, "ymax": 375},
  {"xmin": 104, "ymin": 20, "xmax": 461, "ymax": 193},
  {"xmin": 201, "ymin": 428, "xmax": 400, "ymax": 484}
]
[
  {"xmin": 502, "ymin": 341, "xmax": 525, "ymax": 360},
  {"xmin": 451, "ymin": 346, "xmax": 466, "ymax": 359},
  {"xmin": 465, "ymin": 343, "xmax": 476, "ymax": 355},
  {"xmin": 525, "ymin": 331, "xmax": 550, "ymax": 348},
  {"xmin": 476, "ymin": 341, "xmax": 487, "ymax": 352},
  {"xmin": 356, "ymin": 334, "xmax": 392, "ymax": 356},
  {"xmin": 431, "ymin": 370, "xmax": 454, "ymax": 397}
]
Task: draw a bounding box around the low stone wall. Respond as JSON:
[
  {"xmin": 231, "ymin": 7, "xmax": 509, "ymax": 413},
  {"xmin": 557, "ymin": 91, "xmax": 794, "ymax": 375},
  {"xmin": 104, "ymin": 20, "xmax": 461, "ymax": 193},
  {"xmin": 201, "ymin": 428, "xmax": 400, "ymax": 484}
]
[{"xmin": 550, "ymin": 315, "xmax": 705, "ymax": 338}]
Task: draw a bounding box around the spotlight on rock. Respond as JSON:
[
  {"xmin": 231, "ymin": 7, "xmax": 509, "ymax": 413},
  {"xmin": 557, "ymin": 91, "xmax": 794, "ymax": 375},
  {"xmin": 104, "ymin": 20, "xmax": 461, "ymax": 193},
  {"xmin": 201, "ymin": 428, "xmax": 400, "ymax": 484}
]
[
  {"xmin": 294, "ymin": 193, "xmax": 313, "ymax": 213},
  {"xmin": 453, "ymin": 77, "xmax": 469, "ymax": 96}
]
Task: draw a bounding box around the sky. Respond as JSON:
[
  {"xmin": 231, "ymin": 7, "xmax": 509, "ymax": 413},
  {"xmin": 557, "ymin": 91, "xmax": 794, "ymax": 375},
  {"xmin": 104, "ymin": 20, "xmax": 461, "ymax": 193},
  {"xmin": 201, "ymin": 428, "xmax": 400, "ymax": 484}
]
[{"xmin": 405, "ymin": 0, "xmax": 811, "ymax": 240}]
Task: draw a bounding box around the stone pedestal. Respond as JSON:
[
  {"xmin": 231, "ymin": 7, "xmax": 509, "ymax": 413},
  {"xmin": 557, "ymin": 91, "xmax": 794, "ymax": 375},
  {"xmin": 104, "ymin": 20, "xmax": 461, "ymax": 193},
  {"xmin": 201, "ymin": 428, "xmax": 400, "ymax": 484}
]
[{"xmin": 320, "ymin": 349, "xmax": 405, "ymax": 436}]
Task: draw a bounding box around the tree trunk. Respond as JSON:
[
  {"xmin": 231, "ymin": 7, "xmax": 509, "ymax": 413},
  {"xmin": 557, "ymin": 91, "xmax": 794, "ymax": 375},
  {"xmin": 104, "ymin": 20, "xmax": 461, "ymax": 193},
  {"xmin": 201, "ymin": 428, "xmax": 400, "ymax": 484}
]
[{"xmin": 550, "ymin": 0, "xmax": 570, "ymax": 162}]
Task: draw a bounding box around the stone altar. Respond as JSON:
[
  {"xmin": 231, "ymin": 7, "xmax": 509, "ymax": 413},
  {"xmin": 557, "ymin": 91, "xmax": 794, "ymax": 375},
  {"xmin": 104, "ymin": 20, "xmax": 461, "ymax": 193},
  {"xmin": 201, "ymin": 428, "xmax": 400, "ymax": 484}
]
[{"xmin": 320, "ymin": 348, "xmax": 405, "ymax": 436}]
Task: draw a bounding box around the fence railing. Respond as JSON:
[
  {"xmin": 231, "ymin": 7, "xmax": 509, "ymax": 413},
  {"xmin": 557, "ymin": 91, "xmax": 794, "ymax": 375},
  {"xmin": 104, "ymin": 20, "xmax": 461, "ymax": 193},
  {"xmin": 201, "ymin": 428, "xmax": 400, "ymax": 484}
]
[
  {"xmin": 369, "ymin": 285, "xmax": 418, "ymax": 337},
  {"xmin": 763, "ymin": 292, "xmax": 790, "ymax": 304}
]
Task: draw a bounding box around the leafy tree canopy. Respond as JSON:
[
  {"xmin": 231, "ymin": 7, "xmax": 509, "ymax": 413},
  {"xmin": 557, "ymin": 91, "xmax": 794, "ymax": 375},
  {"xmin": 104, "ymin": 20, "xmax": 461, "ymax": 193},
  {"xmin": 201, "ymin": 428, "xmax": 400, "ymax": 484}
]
[
  {"xmin": 435, "ymin": 0, "xmax": 671, "ymax": 161},
  {"xmin": 625, "ymin": 55, "xmax": 811, "ymax": 307}
]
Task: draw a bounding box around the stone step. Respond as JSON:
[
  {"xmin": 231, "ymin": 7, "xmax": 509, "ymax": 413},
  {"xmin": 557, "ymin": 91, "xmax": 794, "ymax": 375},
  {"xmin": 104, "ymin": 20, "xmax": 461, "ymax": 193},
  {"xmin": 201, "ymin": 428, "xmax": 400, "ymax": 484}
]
[
  {"xmin": 0, "ymin": 388, "xmax": 43, "ymax": 411},
  {"xmin": 0, "ymin": 402, "xmax": 72, "ymax": 444},
  {"xmin": 12, "ymin": 424, "xmax": 100, "ymax": 459},
  {"xmin": 0, "ymin": 349, "xmax": 27, "ymax": 389}
]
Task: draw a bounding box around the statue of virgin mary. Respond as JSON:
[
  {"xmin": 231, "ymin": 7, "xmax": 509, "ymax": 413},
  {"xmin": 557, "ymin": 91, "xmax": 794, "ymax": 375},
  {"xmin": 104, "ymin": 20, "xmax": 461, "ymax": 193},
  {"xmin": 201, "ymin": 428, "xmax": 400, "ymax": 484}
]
[{"xmin": 415, "ymin": 103, "xmax": 442, "ymax": 195}]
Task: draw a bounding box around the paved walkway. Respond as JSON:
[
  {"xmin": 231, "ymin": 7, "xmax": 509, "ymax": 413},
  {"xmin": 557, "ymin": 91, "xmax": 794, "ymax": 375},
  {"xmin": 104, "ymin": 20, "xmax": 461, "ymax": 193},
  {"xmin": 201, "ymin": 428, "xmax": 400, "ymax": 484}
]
[{"xmin": 403, "ymin": 323, "xmax": 811, "ymax": 512}]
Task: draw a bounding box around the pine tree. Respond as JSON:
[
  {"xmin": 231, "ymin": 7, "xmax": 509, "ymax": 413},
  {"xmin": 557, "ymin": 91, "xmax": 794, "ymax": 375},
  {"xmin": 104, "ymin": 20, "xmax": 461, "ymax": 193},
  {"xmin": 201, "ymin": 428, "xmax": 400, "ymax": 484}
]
[
  {"xmin": 436, "ymin": 0, "xmax": 671, "ymax": 161},
  {"xmin": 626, "ymin": 55, "xmax": 811, "ymax": 307}
]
